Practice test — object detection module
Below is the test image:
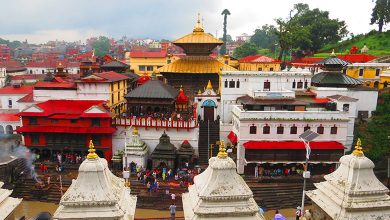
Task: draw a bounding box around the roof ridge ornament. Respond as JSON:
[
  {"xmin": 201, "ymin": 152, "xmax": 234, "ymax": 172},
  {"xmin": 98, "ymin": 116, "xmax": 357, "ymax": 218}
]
[
  {"xmin": 87, "ymin": 140, "xmax": 98, "ymax": 159},
  {"xmin": 217, "ymin": 140, "xmax": 228, "ymax": 159},
  {"xmin": 352, "ymin": 138, "xmax": 364, "ymax": 157},
  {"xmin": 193, "ymin": 13, "xmax": 204, "ymax": 33},
  {"xmin": 331, "ymin": 49, "xmax": 336, "ymax": 57},
  {"xmin": 132, "ymin": 127, "xmax": 138, "ymax": 135},
  {"xmin": 206, "ymin": 80, "xmax": 213, "ymax": 90}
]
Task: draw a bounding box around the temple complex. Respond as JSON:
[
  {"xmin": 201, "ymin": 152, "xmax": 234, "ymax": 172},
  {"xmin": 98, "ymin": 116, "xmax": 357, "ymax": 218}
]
[
  {"xmin": 150, "ymin": 131, "xmax": 177, "ymax": 168},
  {"xmin": 182, "ymin": 141, "xmax": 265, "ymax": 220},
  {"xmin": 158, "ymin": 15, "xmax": 237, "ymax": 97},
  {"xmin": 0, "ymin": 182, "xmax": 22, "ymax": 220},
  {"xmin": 306, "ymin": 139, "xmax": 390, "ymax": 219},
  {"xmin": 53, "ymin": 140, "xmax": 137, "ymax": 220},
  {"xmin": 123, "ymin": 127, "xmax": 149, "ymax": 169}
]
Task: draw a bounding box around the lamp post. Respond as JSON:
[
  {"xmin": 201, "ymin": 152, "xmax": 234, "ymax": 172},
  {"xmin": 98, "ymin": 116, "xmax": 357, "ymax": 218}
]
[
  {"xmin": 120, "ymin": 127, "xmax": 131, "ymax": 172},
  {"xmin": 299, "ymin": 130, "xmax": 319, "ymax": 215}
]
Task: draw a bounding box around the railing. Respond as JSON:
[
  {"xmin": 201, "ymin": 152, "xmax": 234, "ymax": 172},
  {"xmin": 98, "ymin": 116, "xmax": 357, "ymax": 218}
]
[
  {"xmin": 232, "ymin": 105, "xmax": 349, "ymax": 121},
  {"xmin": 112, "ymin": 117, "xmax": 197, "ymax": 131}
]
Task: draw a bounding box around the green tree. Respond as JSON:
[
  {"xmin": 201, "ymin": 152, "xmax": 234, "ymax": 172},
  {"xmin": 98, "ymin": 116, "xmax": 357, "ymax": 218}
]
[
  {"xmin": 250, "ymin": 25, "xmax": 278, "ymax": 50},
  {"xmin": 233, "ymin": 42, "xmax": 259, "ymax": 59},
  {"xmin": 220, "ymin": 9, "xmax": 231, "ymax": 55},
  {"xmin": 92, "ymin": 36, "xmax": 110, "ymax": 57},
  {"xmin": 370, "ymin": 0, "xmax": 390, "ymax": 33}
]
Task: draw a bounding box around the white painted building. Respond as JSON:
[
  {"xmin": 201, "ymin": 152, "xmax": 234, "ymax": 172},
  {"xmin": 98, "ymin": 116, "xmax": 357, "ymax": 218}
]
[
  {"xmin": 0, "ymin": 85, "xmax": 33, "ymax": 112},
  {"xmin": 0, "ymin": 67, "xmax": 6, "ymax": 88},
  {"xmin": 26, "ymin": 61, "xmax": 80, "ymax": 75}
]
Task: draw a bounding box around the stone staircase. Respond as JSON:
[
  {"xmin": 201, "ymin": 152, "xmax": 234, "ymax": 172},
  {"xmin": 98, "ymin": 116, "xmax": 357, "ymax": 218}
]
[{"xmin": 197, "ymin": 120, "xmax": 220, "ymax": 165}]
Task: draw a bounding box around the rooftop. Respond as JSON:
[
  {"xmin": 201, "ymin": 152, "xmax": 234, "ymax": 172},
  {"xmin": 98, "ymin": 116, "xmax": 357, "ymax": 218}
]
[
  {"xmin": 0, "ymin": 85, "xmax": 34, "ymax": 95},
  {"xmin": 239, "ymin": 55, "xmax": 281, "ymax": 63},
  {"xmin": 129, "ymin": 51, "xmax": 167, "ymax": 58},
  {"xmin": 125, "ymin": 79, "xmax": 178, "ymax": 99}
]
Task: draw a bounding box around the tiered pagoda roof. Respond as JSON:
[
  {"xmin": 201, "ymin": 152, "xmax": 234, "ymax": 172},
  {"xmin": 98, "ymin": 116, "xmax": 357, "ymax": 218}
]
[
  {"xmin": 125, "ymin": 79, "xmax": 178, "ymax": 99},
  {"xmin": 177, "ymin": 140, "xmax": 194, "ymax": 157}
]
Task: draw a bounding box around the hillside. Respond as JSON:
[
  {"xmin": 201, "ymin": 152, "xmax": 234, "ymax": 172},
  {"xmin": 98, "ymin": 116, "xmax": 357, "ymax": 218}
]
[{"xmin": 317, "ymin": 30, "xmax": 390, "ymax": 57}]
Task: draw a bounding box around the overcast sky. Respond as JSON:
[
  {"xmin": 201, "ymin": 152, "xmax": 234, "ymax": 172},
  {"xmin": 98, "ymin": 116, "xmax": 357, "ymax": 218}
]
[{"xmin": 0, "ymin": 0, "xmax": 380, "ymax": 44}]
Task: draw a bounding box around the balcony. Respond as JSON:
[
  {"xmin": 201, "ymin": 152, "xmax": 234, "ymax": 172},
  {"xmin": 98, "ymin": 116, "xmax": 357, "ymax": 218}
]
[
  {"xmin": 113, "ymin": 117, "xmax": 197, "ymax": 130},
  {"xmin": 232, "ymin": 105, "xmax": 349, "ymax": 122},
  {"xmin": 248, "ymin": 88, "xmax": 295, "ymax": 99}
]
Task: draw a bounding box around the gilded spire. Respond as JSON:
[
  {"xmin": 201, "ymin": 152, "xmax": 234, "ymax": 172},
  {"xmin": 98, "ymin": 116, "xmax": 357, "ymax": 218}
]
[
  {"xmin": 132, "ymin": 127, "xmax": 138, "ymax": 135},
  {"xmin": 206, "ymin": 80, "xmax": 213, "ymax": 90},
  {"xmin": 331, "ymin": 49, "xmax": 336, "ymax": 57},
  {"xmin": 217, "ymin": 140, "xmax": 228, "ymax": 159},
  {"xmin": 198, "ymin": 89, "xmax": 202, "ymax": 94},
  {"xmin": 87, "ymin": 140, "xmax": 98, "ymax": 159},
  {"xmin": 352, "ymin": 138, "xmax": 364, "ymax": 157},
  {"xmin": 193, "ymin": 13, "xmax": 204, "ymax": 32}
]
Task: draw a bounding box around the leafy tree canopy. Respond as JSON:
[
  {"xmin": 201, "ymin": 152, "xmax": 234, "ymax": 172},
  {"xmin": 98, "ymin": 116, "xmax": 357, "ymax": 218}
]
[
  {"xmin": 92, "ymin": 36, "xmax": 110, "ymax": 57},
  {"xmin": 370, "ymin": 0, "xmax": 390, "ymax": 32},
  {"xmin": 0, "ymin": 38, "xmax": 23, "ymax": 49},
  {"xmin": 233, "ymin": 42, "xmax": 259, "ymax": 59},
  {"xmin": 250, "ymin": 25, "xmax": 278, "ymax": 50}
]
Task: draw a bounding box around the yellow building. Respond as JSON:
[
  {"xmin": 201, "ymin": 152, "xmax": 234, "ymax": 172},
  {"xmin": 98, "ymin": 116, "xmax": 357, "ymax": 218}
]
[
  {"xmin": 77, "ymin": 71, "xmax": 129, "ymax": 116},
  {"xmin": 217, "ymin": 55, "xmax": 239, "ymax": 69},
  {"xmin": 345, "ymin": 63, "xmax": 390, "ymax": 89},
  {"xmin": 238, "ymin": 55, "xmax": 281, "ymax": 71},
  {"xmin": 128, "ymin": 51, "xmax": 180, "ymax": 76}
]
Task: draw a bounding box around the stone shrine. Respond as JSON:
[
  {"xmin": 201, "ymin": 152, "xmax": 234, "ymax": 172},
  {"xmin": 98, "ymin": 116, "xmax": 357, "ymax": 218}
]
[
  {"xmin": 0, "ymin": 181, "xmax": 22, "ymax": 220},
  {"xmin": 306, "ymin": 139, "xmax": 390, "ymax": 219},
  {"xmin": 150, "ymin": 131, "xmax": 177, "ymax": 168},
  {"xmin": 182, "ymin": 140, "xmax": 265, "ymax": 220},
  {"xmin": 53, "ymin": 140, "xmax": 137, "ymax": 220},
  {"xmin": 123, "ymin": 127, "xmax": 149, "ymax": 169}
]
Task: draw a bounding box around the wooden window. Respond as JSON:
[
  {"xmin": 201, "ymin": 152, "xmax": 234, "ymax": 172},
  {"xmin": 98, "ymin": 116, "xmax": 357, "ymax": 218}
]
[
  {"xmin": 277, "ymin": 125, "xmax": 284, "ymax": 134},
  {"xmin": 297, "ymin": 81, "xmax": 303, "ymax": 89},
  {"xmin": 258, "ymin": 67, "xmax": 262, "ymax": 71},
  {"xmin": 51, "ymin": 119, "xmax": 58, "ymax": 124},
  {"xmin": 270, "ymin": 67, "xmax": 274, "ymax": 71},
  {"xmin": 359, "ymin": 69, "xmax": 364, "ymax": 77},
  {"xmin": 29, "ymin": 117, "xmax": 38, "ymax": 125},
  {"xmin": 330, "ymin": 126, "xmax": 338, "ymax": 134},
  {"xmin": 264, "ymin": 81, "xmax": 270, "ymax": 91},
  {"xmin": 317, "ymin": 125, "xmax": 324, "ymax": 134},
  {"xmin": 92, "ymin": 135, "xmax": 101, "ymax": 146},
  {"xmin": 290, "ymin": 125, "xmax": 297, "ymax": 134},
  {"xmin": 263, "ymin": 125, "xmax": 270, "ymax": 134},
  {"xmin": 224, "ymin": 80, "xmax": 228, "ymax": 88},
  {"xmin": 292, "ymin": 80, "xmax": 296, "ymax": 88},
  {"xmin": 147, "ymin": 66, "xmax": 153, "ymax": 71},
  {"xmin": 304, "ymin": 125, "xmax": 311, "ymax": 132},
  {"xmin": 376, "ymin": 69, "xmax": 380, "ymax": 77},
  {"xmin": 229, "ymin": 80, "xmax": 235, "ymax": 88},
  {"xmin": 139, "ymin": 65, "xmax": 146, "ymax": 71},
  {"xmin": 249, "ymin": 125, "xmax": 257, "ymax": 134},
  {"xmin": 304, "ymin": 80, "xmax": 308, "ymax": 88},
  {"xmin": 236, "ymin": 79, "xmax": 240, "ymax": 88},
  {"xmin": 91, "ymin": 118, "xmax": 100, "ymax": 127},
  {"xmin": 8, "ymin": 99, "xmax": 12, "ymax": 108},
  {"xmin": 70, "ymin": 119, "xmax": 78, "ymax": 124},
  {"xmin": 31, "ymin": 134, "xmax": 39, "ymax": 145}
]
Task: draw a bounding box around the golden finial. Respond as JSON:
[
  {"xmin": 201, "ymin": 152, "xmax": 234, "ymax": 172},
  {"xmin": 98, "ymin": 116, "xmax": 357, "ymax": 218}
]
[
  {"xmin": 194, "ymin": 13, "xmax": 204, "ymax": 32},
  {"xmin": 198, "ymin": 89, "xmax": 202, "ymax": 94},
  {"xmin": 206, "ymin": 80, "xmax": 213, "ymax": 90},
  {"xmin": 132, "ymin": 127, "xmax": 138, "ymax": 135},
  {"xmin": 217, "ymin": 140, "xmax": 228, "ymax": 159},
  {"xmin": 331, "ymin": 49, "xmax": 336, "ymax": 57},
  {"xmin": 352, "ymin": 138, "xmax": 364, "ymax": 157},
  {"xmin": 180, "ymin": 85, "xmax": 183, "ymax": 91},
  {"xmin": 87, "ymin": 140, "xmax": 98, "ymax": 159}
]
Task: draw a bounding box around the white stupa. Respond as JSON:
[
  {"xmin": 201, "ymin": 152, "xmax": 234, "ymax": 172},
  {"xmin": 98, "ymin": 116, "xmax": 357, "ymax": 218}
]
[
  {"xmin": 306, "ymin": 139, "xmax": 390, "ymax": 220},
  {"xmin": 182, "ymin": 141, "xmax": 265, "ymax": 220},
  {"xmin": 0, "ymin": 181, "xmax": 22, "ymax": 220},
  {"xmin": 123, "ymin": 127, "xmax": 149, "ymax": 169},
  {"xmin": 53, "ymin": 140, "xmax": 137, "ymax": 220}
]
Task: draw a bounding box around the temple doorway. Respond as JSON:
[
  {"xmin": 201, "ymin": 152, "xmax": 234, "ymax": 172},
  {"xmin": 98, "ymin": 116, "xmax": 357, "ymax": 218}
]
[{"xmin": 202, "ymin": 99, "xmax": 216, "ymax": 121}]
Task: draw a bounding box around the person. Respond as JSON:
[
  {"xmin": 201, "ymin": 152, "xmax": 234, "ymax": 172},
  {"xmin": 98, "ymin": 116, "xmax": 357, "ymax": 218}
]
[
  {"xmin": 171, "ymin": 193, "xmax": 176, "ymax": 201},
  {"xmin": 255, "ymin": 165, "xmax": 259, "ymax": 178},
  {"xmin": 296, "ymin": 206, "xmax": 302, "ymax": 220},
  {"xmin": 47, "ymin": 176, "xmax": 51, "ymax": 185},
  {"xmin": 274, "ymin": 210, "xmax": 287, "ymax": 220},
  {"xmin": 169, "ymin": 203, "xmax": 176, "ymax": 220}
]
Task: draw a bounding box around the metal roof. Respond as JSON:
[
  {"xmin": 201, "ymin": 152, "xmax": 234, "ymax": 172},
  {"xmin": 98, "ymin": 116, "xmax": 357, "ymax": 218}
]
[
  {"xmin": 125, "ymin": 79, "xmax": 178, "ymax": 99},
  {"xmin": 100, "ymin": 60, "xmax": 129, "ymax": 68},
  {"xmin": 311, "ymin": 72, "xmax": 362, "ymax": 86},
  {"xmin": 315, "ymin": 56, "xmax": 351, "ymax": 66}
]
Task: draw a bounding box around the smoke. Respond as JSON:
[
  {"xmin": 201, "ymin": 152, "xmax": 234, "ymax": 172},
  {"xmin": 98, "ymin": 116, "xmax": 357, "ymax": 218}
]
[{"xmin": 0, "ymin": 135, "xmax": 40, "ymax": 182}]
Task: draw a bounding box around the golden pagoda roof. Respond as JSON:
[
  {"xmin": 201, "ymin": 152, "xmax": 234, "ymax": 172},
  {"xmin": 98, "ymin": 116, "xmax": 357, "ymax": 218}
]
[
  {"xmin": 173, "ymin": 15, "xmax": 223, "ymax": 45},
  {"xmin": 157, "ymin": 56, "xmax": 237, "ymax": 74}
]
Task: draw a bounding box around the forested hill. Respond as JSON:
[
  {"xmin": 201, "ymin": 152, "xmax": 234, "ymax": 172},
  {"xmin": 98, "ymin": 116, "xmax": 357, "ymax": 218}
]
[{"xmin": 318, "ymin": 30, "xmax": 390, "ymax": 56}]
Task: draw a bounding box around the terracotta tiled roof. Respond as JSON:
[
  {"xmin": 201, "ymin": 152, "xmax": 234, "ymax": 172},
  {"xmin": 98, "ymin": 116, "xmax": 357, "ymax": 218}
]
[
  {"xmin": 18, "ymin": 100, "xmax": 110, "ymax": 118},
  {"xmin": 34, "ymin": 81, "xmax": 76, "ymax": 89},
  {"xmin": 129, "ymin": 51, "xmax": 167, "ymax": 58},
  {"xmin": 158, "ymin": 56, "xmax": 237, "ymax": 74},
  {"xmin": 240, "ymin": 55, "xmax": 281, "ymax": 63},
  {"xmin": 17, "ymin": 93, "xmax": 34, "ymax": 103},
  {"xmin": 94, "ymin": 71, "xmax": 129, "ymax": 82},
  {"xmin": 26, "ymin": 60, "xmax": 80, "ymax": 68},
  {"xmin": 0, "ymin": 85, "xmax": 33, "ymax": 95},
  {"xmin": 0, "ymin": 113, "xmax": 19, "ymax": 122},
  {"xmin": 100, "ymin": 60, "xmax": 129, "ymax": 68},
  {"xmin": 11, "ymin": 74, "xmax": 45, "ymax": 80}
]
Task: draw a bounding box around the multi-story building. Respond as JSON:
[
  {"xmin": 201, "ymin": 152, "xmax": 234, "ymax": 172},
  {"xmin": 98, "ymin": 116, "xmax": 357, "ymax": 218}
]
[
  {"xmin": 220, "ymin": 70, "xmax": 356, "ymax": 174},
  {"xmin": 0, "ymin": 44, "xmax": 11, "ymax": 61},
  {"xmin": 26, "ymin": 60, "xmax": 80, "ymax": 75},
  {"xmin": 16, "ymin": 100, "xmax": 115, "ymax": 161},
  {"xmin": 238, "ymin": 55, "xmax": 281, "ymax": 72},
  {"xmin": 345, "ymin": 63, "xmax": 390, "ymax": 89},
  {"xmin": 129, "ymin": 51, "xmax": 172, "ymax": 76},
  {"xmin": 0, "ymin": 85, "xmax": 33, "ymax": 111}
]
